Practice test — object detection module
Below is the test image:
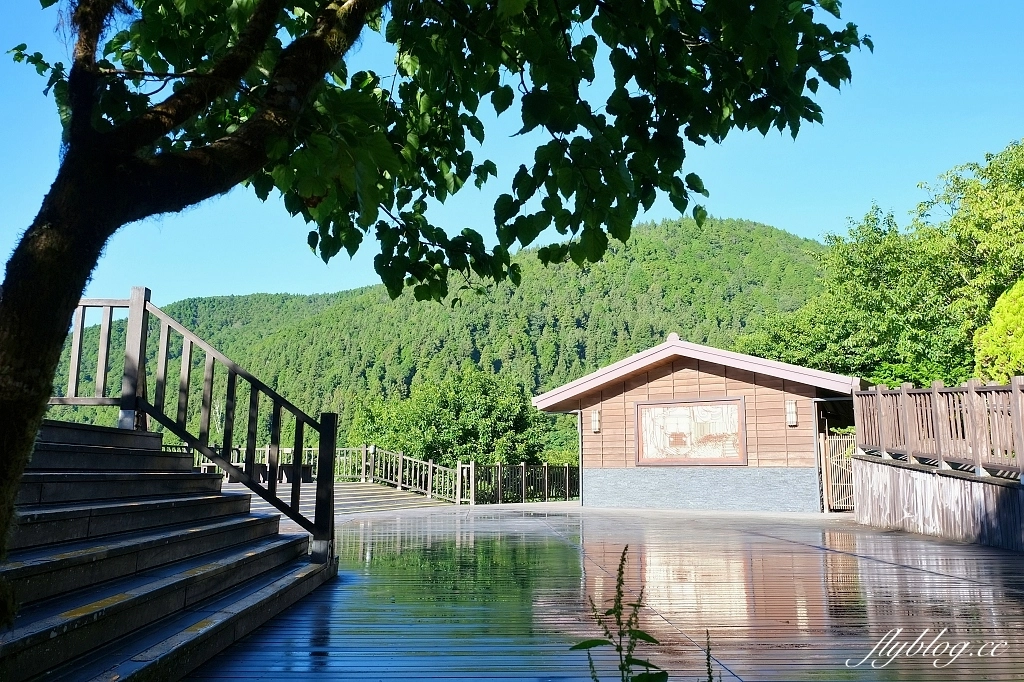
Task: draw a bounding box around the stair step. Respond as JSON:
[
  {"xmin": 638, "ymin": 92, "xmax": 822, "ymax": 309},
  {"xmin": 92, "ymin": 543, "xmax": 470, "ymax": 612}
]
[
  {"xmin": 41, "ymin": 557, "xmax": 337, "ymax": 682},
  {"xmin": 37, "ymin": 420, "xmax": 163, "ymax": 451},
  {"xmin": 11, "ymin": 493, "xmax": 251, "ymax": 551},
  {"xmin": 0, "ymin": 535, "xmax": 308, "ymax": 682},
  {"xmin": 2, "ymin": 514, "xmax": 280, "ymax": 606},
  {"xmin": 17, "ymin": 471, "xmax": 222, "ymax": 505},
  {"xmin": 26, "ymin": 443, "xmax": 192, "ymax": 472}
]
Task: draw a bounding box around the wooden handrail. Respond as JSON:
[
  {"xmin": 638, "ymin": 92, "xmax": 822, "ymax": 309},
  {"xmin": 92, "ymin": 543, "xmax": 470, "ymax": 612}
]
[
  {"xmin": 47, "ymin": 286, "xmax": 337, "ymax": 560},
  {"xmin": 855, "ymin": 378, "xmax": 1024, "ymax": 480}
]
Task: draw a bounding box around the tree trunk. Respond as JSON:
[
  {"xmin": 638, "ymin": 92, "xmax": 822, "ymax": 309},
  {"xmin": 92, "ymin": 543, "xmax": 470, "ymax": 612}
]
[{"xmin": 0, "ymin": 149, "xmax": 122, "ymax": 624}]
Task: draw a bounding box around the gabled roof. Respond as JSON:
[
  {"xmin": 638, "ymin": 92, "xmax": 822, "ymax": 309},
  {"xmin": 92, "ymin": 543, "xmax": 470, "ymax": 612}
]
[{"xmin": 532, "ymin": 333, "xmax": 863, "ymax": 412}]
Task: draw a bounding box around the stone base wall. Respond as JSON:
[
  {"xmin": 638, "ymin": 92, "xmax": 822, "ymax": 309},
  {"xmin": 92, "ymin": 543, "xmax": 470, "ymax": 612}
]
[{"xmin": 581, "ymin": 466, "xmax": 821, "ymax": 512}]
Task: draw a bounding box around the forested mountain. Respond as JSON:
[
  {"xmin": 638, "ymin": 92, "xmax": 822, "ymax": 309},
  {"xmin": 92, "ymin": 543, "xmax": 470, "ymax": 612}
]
[{"xmin": 51, "ymin": 217, "xmax": 823, "ymax": 440}]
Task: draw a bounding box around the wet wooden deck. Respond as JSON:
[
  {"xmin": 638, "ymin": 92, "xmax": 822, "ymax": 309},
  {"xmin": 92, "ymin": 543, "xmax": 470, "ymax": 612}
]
[{"xmin": 189, "ymin": 505, "xmax": 1024, "ymax": 680}]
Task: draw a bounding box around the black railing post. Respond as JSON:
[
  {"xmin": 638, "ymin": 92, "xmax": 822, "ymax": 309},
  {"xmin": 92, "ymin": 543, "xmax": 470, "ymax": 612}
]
[
  {"xmin": 521, "ymin": 461, "xmax": 526, "ymax": 502},
  {"xmin": 312, "ymin": 412, "xmax": 337, "ymax": 563},
  {"xmin": 491, "ymin": 458, "xmax": 499, "ymax": 501},
  {"xmin": 118, "ymin": 286, "xmax": 151, "ymax": 429}
]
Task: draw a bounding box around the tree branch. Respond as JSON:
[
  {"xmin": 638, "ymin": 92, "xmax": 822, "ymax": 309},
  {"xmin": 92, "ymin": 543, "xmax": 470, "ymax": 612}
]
[
  {"xmin": 115, "ymin": 0, "xmax": 288, "ymax": 151},
  {"xmin": 123, "ymin": 0, "xmax": 387, "ymax": 218},
  {"xmin": 67, "ymin": 0, "xmax": 119, "ymax": 145}
]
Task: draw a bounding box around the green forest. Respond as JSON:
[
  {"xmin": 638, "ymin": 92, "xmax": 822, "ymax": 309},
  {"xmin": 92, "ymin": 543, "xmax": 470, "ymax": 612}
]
[
  {"xmin": 48, "ymin": 140, "xmax": 1024, "ymax": 462},
  {"xmin": 49, "ymin": 216, "xmax": 823, "ymax": 461}
]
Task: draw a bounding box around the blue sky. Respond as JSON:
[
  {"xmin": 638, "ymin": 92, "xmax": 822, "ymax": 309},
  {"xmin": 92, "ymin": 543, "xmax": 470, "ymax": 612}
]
[{"xmin": 2, "ymin": 1, "xmax": 1022, "ymax": 306}]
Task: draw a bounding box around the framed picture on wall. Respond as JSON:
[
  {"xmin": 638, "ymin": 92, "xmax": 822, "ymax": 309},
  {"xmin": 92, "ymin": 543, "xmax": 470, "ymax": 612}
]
[{"xmin": 636, "ymin": 397, "xmax": 747, "ymax": 465}]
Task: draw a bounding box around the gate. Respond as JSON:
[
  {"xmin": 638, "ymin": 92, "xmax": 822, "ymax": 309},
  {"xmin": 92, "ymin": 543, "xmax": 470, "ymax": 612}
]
[{"xmin": 820, "ymin": 433, "xmax": 855, "ymax": 512}]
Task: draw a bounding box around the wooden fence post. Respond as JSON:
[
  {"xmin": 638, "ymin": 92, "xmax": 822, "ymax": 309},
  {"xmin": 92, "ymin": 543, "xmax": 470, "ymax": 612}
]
[
  {"xmin": 852, "ymin": 390, "xmax": 864, "ymax": 451},
  {"xmin": 900, "ymin": 382, "xmax": 914, "ymax": 460},
  {"xmin": 397, "ymin": 451, "xmax": 404, "ymax": 490},
  {"xmin": 312, "ymin": 412, "xmax": 337, "ymax": 562},
  {"xmin": 966, "ymin": 379, "xmax": 988, "ymax": 477},
  {"xmin": 469, "ymin": 460, "xmax": 476, "ymax": 506},
  {"xmin": 427, "ymin": 459, "xmax": 434, "ymax": 498},
  {"xmin": 819, "ymin": 432, "xmax": 831, "ymax": 512},
  {"xmin": 875, "ymin": 385, "xmax": 890, "ymax": 458},
  {"xmin": 1011, "ymin": 376, "xmax": 1024, "ymax": 477},
  {"xmin": 119, "ymin": 286, "xmax": 151, "ymax": 430},
  {"xmin": 361, "ymin": 444, "xmax": 367, "ymax": 482},
  {"xmin": 368, "ymin": 444, "xmax": 376, "ymax": 483},
  {"xmin": 565, "ymin": 463, "xmax": 571, "ymax": 501},
  {"xmin": 930, "ymin": 381, "xmax": 950, "ymax": 469},
  {"xmin": 455, "ymin": 460, "xmax": 463, "ymax": 505}
]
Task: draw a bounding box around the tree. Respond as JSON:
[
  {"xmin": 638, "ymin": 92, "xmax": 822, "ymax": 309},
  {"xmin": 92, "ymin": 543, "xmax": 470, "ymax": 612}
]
[
  {"xmin": 736, "ymin": 140, "xmax": 1024, "ymax": 387},
  {"xmin": 347, "ymin": 365, "xmax": 545, "ymax": 466},
  {"xmin": 0, "ymin": 0, "xmax": 868, "ymax": 620},
  {"xmin": 975, "ymin": 279, "xmax": 1024, "ymax": 383},
  {"xmin": 918, "ymin": 139, "xmax": 1024, "ymax": 326},
  {"xmin": 736, "ymin": 207, "xmax": 971, "ymax": 386}
]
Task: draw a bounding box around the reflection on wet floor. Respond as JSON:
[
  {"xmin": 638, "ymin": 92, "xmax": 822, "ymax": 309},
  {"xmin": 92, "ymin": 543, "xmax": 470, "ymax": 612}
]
[{"xmin": 190, "ymin": 506, "xmax": 1024, "ymax": 681}]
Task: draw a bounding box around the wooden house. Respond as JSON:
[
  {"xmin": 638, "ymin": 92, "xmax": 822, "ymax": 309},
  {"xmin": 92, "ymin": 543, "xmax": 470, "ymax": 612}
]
[{"xmin": 532, "ymin": 333, "xmax": 863, "ymax": 512}]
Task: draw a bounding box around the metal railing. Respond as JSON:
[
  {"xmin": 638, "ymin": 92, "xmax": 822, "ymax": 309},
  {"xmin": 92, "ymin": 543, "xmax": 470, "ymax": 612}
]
[
  {"xmin": 854, "ymin": 378, "xmax": 1024, "ymax": 480},
  {"xmin": 48, "ymin": 287, "xmax": 337, "ymax": 560},
  {"xmin": 469, "ymin": 461, "xmax": 579, "ymax": 504}
]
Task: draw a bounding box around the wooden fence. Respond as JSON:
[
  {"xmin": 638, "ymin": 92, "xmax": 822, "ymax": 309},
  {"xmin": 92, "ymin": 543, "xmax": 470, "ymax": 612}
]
[
  {"xmin": 176, "ymin": 442, "xmax": 581, "ymax": 505},
  {"xmin": 854, "ymin": 378, "xmax": 1024, "ymax": 479},
  {"xmin": 50, "ymin": 287, "xmax": 337, "ymax": 560},
  {"xmin": 343, "ymin": 447, "xmax": 580, "ymax": 505}
]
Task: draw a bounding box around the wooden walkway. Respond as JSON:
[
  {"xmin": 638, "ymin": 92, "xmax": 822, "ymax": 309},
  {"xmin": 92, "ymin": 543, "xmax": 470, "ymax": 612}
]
[
  {"xmin": 225, "ymin": 481, "xmax": 449, "ymax": 531},
  {"xmin": 189, "ymin": 506, "xmax": 1024, "ymax": 680}
]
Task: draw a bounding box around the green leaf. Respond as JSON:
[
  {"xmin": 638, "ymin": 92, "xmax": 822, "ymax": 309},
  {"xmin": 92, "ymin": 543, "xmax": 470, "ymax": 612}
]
[
  {"xmin": 493, "ymin": 193, "xmax": 518, "ymax": 225},
  {"xmin": 629, "ymin": 629, "xmax": 660, "ymax": 645},
  {"xmin": 570, "ymin": 639, "xmax": 613, "ymax": 650},
  {"xmin": 491, "ymin": 85, "xmax": 514, "ymax": 115},
  {"xmin": 693, "ymin": 205, "xmax": 708, "ymax": 226},
  {"xmin": 684, "ymin": 172, "xmax": 708, "ymax": 198},
  {"xmin": 39, "ymin": 0, "xmax": 59, "ymax": 7},
  {"xmin": 818, "ymin": 0, "xmax": 842, "ymax": 18},
  {"xmin": 496, "ymin": 0, "xmax": 529, "ymax": 19}
]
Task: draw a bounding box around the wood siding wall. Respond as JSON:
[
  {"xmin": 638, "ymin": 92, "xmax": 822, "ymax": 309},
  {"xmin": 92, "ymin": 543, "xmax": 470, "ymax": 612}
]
[{"xmin": 577, "ymin": 358, "xmax": 818, "ymax": 469}]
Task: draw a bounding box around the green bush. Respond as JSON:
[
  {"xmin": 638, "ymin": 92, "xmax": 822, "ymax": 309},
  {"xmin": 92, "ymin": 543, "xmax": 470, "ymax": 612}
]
[{"xmin": 975, "ymin": 279, "xmax": 1024, "ymax": 383}]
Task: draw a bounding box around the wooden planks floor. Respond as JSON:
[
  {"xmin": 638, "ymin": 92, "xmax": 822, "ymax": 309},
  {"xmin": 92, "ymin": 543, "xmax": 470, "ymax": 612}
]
[
  {"xmin": 188, "ymin": 505, "xmax": 1024, "ymax": 681},
  {"xmin": 225, "ymin": 481, "xmax": 450, "ymax": 532}
]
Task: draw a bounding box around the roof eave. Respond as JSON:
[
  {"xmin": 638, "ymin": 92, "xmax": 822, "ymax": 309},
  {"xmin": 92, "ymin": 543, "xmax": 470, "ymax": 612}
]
[{"xmin": 532, "ymin": 338, "xmax": 861, "ymax": 411}]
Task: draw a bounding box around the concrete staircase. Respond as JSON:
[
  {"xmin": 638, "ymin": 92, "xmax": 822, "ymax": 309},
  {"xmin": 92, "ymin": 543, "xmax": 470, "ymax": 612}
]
[{"xmin": 0, "ymin": 421, "xmax": 337, "ymax": 682}]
